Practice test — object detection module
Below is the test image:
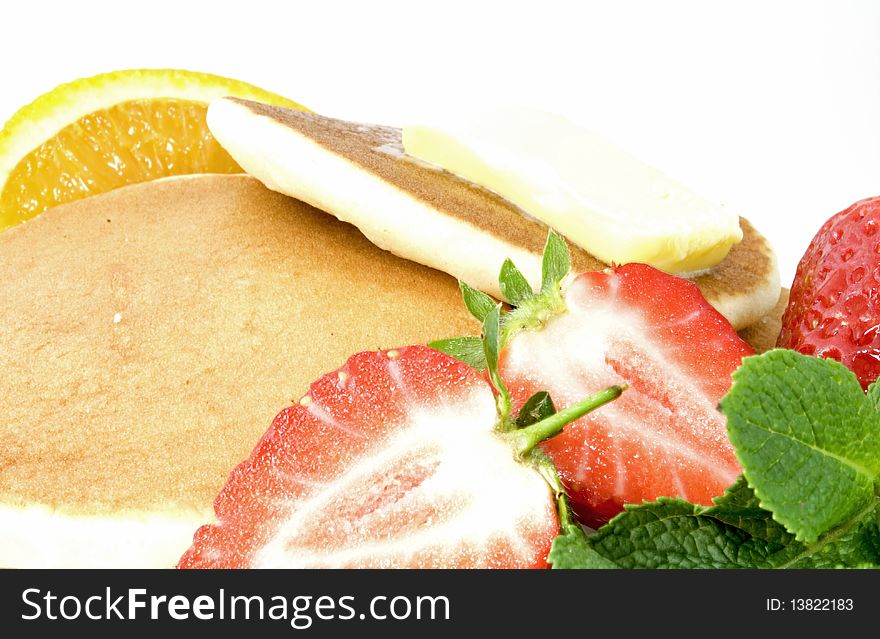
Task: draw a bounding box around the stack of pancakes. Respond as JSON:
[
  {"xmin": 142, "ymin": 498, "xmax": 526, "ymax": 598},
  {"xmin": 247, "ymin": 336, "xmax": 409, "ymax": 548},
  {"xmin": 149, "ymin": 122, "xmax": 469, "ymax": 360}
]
[{"xmin": 0, "ymin": 106, "xmax": 785, "ymax": 567}]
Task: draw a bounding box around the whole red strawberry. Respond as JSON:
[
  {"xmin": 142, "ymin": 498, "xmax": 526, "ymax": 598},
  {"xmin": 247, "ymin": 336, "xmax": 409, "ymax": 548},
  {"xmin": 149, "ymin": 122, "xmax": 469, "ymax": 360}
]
[{"xmin": 778, "ymin": 196, "xmax": 880, "ymax": 389}]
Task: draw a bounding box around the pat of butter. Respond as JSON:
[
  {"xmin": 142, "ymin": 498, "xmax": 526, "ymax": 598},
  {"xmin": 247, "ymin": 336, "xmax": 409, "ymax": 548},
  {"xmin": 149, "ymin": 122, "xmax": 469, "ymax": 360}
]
[{"xmin": 402, "ymin": 109, "xmax": 742, "ymax": 274}]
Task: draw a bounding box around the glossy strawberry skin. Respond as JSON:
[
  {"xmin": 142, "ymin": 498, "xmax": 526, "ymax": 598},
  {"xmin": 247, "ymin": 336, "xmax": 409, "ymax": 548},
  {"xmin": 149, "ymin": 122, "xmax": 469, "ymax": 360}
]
[
  {"xmin": 778, "ymin": 196, "xmax": 880, "ymax": 390},
  {"xmin": 499, "ymin": 263, "xmax": 752, "ymax": 528},
  {"xmin": 178, "ymin": 346, "xmax": 558, "ymax": 569}
]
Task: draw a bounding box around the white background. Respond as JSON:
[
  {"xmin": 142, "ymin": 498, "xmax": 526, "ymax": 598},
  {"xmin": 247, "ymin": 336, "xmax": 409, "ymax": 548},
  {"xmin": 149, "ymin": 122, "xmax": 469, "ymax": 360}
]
[{"xmin": 2, "ymin": 0, "xmax": 878, "ymax": 285}]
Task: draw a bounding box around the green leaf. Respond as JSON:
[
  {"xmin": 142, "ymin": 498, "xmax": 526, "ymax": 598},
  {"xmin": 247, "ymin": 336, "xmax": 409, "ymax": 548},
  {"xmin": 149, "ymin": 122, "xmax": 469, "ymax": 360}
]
[
  {"xmin": 552, "ymin": 351, "xmax": 880, "ymax": 570},
  {"xmin": 702, "ymin": 477, "xmax": 794, "ymax": 545},
  {"xmin": 720, "ymin": 349, "xmax": 880, "ymax": 542},
  {"xmin": 868, "ymin": 380, "xmax": 880, "ymax": 412},
  {"xmin": 481, "ymin": 304, "xmax": 511, "ymax": 419},
  {"xmin": 499, "ymin": 258, "xmax": 533, "ymax": 305},
  {"xmin": 428, "ymin": 336, "xmax": 487, "ymax": 371},
  {"xmin": 459, "ymin": 281, "xmax": 496, "ymax": 323},
  {"xmin": 583, "ymin": 498, "xmax": 790, "ymax": 569},
  {"xmin": 515, "ymin": 391, "xmax": 556, "ymax": 428},
  {"xmin": 549, "ymin": 524, "xmax": 617, "ymax": 569},
  {"xmin": 784, "ymin": 503, "xmax": 880, "ymax": 568},
  {"xmin": 550, "ymin": 498, "xmax": 760, "ymax": 569},
  {"xmin": 549, "ymin": 481, "xmax": 880, "ymax": 569},
  {"xmin": 540, "ymin": 230, "xmax": 571, "ymax": 292}
]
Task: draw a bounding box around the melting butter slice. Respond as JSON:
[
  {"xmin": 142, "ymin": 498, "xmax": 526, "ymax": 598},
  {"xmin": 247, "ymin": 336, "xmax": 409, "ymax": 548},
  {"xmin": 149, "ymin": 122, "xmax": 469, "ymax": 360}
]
[{"xmin": 403, "ymin": 108, "xmax": 742, "ymax": 274}]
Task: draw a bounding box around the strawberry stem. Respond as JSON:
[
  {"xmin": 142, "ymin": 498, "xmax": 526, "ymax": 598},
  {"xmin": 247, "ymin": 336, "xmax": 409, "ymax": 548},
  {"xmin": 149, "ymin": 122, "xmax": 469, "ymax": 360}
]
[
  {"xmin": 528, "ymin": 449, "xmax": 576, "ymax": 528},
  {"xmin": 509, "ymin": 385, "xmax": 626, "ymax": 457},
  {"xmin": 556, "ymin": 491, "xmax": 575, "ymax": 529}
]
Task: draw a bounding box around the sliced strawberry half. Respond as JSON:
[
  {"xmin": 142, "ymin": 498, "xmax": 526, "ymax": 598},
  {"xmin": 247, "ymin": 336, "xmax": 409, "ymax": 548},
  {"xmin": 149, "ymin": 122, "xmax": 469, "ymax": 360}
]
[
  {"xmin": 435, "ymin": 234, "xmax": 752, "ymax": 528},
  {"xmin": 179, "ymin": 344, "xmax": 620, "ymax": 568}
]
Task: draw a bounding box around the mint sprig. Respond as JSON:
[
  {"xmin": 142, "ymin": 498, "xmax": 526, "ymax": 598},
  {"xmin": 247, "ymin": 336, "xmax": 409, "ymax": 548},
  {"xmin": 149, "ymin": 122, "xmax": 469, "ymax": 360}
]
[
  {"xmin": 722, "ymin": 350, "xmax": 880, "ymax": 543},
  {"xmin": 549, "ymin": 479, "xmax": 880, "ymax": 568},
  {"xmin": 551, "ymin": 350, "xmax": 880, "ymax": 569}
]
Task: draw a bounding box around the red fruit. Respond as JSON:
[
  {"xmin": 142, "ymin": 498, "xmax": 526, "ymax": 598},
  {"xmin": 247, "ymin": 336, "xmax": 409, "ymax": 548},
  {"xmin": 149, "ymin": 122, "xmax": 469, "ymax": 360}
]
[
  {"xmin": 499, "ymin": 263, "xmax": 751, "ymax": 528},
  {"xmin": 778, "ymin": 196, "xmax": 880, "ymax": 390},
  {"xmin": 178, "ymin": 346, "xmax": 558, "ymax": 568}
]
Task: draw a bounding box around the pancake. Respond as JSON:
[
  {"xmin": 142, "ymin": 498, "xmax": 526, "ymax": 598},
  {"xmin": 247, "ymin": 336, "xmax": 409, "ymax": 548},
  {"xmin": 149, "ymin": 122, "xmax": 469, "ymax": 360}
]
[
  {"xmin": 0, "ymin": 174, "xmax": 476, "ymax": 568},
  {"xmin": 738, "ymin": 288, "xmax": 789, "ymax": 354},
  {"xmin": 207, "ymin": 98, "xmax": 781, "ymax": 331}
]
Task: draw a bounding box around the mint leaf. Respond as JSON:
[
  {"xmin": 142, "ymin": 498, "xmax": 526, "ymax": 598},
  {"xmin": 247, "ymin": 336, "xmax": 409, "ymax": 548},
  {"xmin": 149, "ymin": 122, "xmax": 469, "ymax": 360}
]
[
  {"xmin": 784, "ymin": 501, "xmax": 880, "ymax": 568},
  {"xmin": 550, "ymin": 480, "xmax": 880, "ymax": 569},
  {"xmin": 549, "ymin": 498, "xmax": 739, "ymax": 569},
  {"xmin": 548, "ymin": 524, "xmax": 617, "ymax": 569},
  {"xmin": 868, "ymin": 380, "xmax": 880, "ymax": 412},
  {"xmin": 540, "ymin": 230, "xmax": 570, "ymax": 292},
  {"xmin": 552, "ymin": 351, "xmax": 880, "ymax": 569},
  {"xmin": 428, "ymin": 336, "xmax": 487, "ymax": 371},
  {"xmin": 721, "ymin": 349, "xmax": 880, "ymax": 542},
  {"xmin": 459, "ymin": 281, "xmax": 495, "ymax": 323},
  {"xmin": 566, "ymin": 497, "xmax": 793, "ymax": 569},
  {"xmin": 702, "ymin": 477, "xmax": 794, "ymax": 545}
]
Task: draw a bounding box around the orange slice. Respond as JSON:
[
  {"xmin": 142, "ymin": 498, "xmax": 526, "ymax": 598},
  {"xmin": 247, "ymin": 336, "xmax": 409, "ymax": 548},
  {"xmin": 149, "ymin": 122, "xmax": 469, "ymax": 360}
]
[{"xmin": 0, "ymin": 69, "xmax": 306, "ymax": 229}]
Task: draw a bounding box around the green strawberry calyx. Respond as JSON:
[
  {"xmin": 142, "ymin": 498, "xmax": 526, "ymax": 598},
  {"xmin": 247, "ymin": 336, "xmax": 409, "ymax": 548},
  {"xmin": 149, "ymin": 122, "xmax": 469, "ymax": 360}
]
[
  {"xmin": 474, "ymin": 293, "xmax": 625, "ymax": 532},
  {"xmin": 431, "ymin": 230, "xmax": 573, "ymax": 371},
  {"xmin": 476, "ymin": 300, "xmax": 624, "ymax": 443},
  {"xmin": 430, "ymin": 229, "xmax": 622, "ymax": 532}
]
